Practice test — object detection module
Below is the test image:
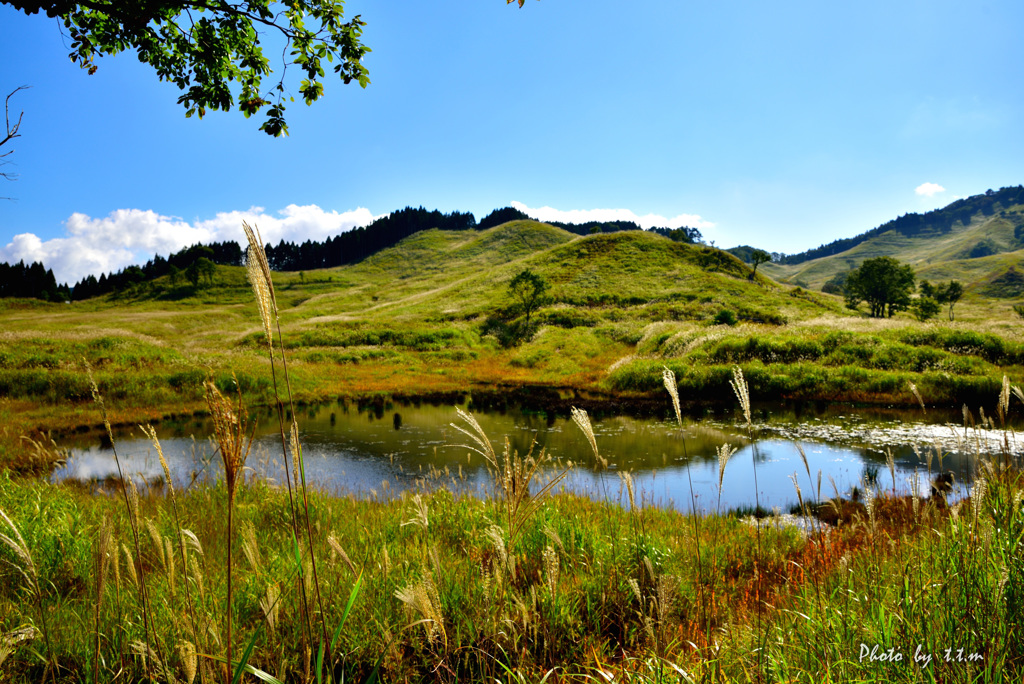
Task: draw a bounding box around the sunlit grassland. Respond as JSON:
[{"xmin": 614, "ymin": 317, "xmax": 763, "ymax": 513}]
[{"xmin": 0, "ymin": 222, "xmax": 1022, "ymax": 474}]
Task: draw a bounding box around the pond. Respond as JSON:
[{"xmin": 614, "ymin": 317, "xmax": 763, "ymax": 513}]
[{"xmin": 54, "ymin": 398, "xmax": 1023, "ymax": 513}]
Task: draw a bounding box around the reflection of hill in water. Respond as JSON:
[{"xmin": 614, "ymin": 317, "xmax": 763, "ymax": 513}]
[{"xmin": 57, "ymin": 399, "xmax": 1011, "ymax": 509}]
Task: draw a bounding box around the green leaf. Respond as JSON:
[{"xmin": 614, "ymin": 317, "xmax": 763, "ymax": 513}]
[
  {"xmin": 331, "ymin": 570, "xmax": 363, "ymax": 651},
  {"xmin": 231, "ymin": 631, "xmax": 263, "ymax": 684},
  {"xmin": 204, "ymin": 654, "xmax": 285, "ymax": 684}
]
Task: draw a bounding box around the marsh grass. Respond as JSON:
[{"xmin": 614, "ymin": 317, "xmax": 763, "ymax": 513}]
[
  {"xmin": 87, "ymin": 364, "xmax": 161, "ymax": 681},
  {"xmin": 242, "ymin": 221, "xmax": 333, "ymax": 679},
  {"xmin": 0, "ymin": 507, "xmax": 54, "ymax": 684},
  {"xmin": 0, "ymin": 430, "xmax": 1022, "ymax": 682},
  {"xmin": 204, "ymin": 378, "xmax": 255, "ymax": 683},
  {"xmin": 451, "ymin": 406, "xmax": 570, "ymax": 552}
]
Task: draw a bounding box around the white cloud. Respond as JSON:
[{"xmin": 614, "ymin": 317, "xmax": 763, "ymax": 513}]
[
  {"xmin": 915, "ymin": 182, "xmax": 946, "ymax": 197},
  {"xmin": 509, "ymin": 201, "xmax": 714, "ymax": 232},
  {"xmin": 0, "ymin": 204, "xmax": 377, "ymax": 284}
]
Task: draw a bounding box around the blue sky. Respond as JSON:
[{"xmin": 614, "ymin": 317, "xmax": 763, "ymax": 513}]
[{"xmin": 1, "ymin": 0, "xmax": 1022, "ymax": 284}]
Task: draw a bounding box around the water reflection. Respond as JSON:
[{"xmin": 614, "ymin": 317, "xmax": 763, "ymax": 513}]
[{"xmin": 54, "ymin": 400, "xmax": 1020, "ymax": 512}]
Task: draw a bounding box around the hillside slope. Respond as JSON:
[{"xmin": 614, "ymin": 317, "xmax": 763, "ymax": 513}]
[
  {"xmin": 298, "ymin": 225, "xmax": 840, "ymax": 325},
  {"xmin": 762, "ymin": 187, "xmax": 1024, "ymax": 293}
]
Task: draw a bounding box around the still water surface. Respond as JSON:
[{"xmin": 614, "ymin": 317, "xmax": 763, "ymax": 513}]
[{"xmin": 55, "ymin": 399, "xmax": 1022, "ymax": 512}]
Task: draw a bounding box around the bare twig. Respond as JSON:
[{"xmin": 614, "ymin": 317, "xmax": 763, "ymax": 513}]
[{"xmin": 1, "ymin": 86, "xmax": 29, "ymax": 197}]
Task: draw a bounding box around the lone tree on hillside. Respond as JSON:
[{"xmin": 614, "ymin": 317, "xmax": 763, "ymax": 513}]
[
  {"xmin": 747, "ymin": 249, "xmax": 771, "ymax": 280},
  {"xmin": 185, "ymin": 257, "xmax": 216, "ymax": 287},
  {"xmin": 920, "ymin": 280, "xmax": 964, "ymax": 321},
  {"xmin": 508, "ymin": 268, "xmax": 548, "ymax": 328},
  {"xmin": 912, "ymin": 295, "xmax": 940, "ymax": 321},
  {"xmin": 844, "ymin": 256, "xmax": 916, "ymax": 318},
  {"xmin": 940, "ymin": 280, "xmax": 964, "ymax": 321}
]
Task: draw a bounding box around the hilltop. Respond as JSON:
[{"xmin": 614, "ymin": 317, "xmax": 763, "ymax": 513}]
[{"xmin": 760, "ymin": 186, "xmax": 1024, "ymax": 294}]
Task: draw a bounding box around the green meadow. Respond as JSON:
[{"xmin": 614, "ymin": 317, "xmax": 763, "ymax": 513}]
[{"xmin": 1, "ymin": 221, "xmax": 1023, "ymax": 681}]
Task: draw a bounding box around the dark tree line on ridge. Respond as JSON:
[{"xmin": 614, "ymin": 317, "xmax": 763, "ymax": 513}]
[
  {"xmin": 473, "ymin": 205, "xmax": 703, "ymax": 243},
  {"xmin": 780, "ymin": 185, "xmax": 1024, "ymax": 265},
  {"xmin": 263, "ymin": 206, "xmax": 476, "ymax": 272},
  {"xmin": 0, "ymin": 260, "xmax": 69, "ymax": 301},
  {"xmin": 0, "ymin": 205, "xmax": 705, "ymax": 301},
  {"xmin": 261, "ymin": 206, "xmax": 703, "ymax": 271},
  {"xmin": 68, "ymin": 242, "xmax": 243, "ymax": 301}
]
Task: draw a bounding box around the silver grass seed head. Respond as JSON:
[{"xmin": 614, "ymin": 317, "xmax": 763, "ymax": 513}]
[
  {"xmin": 241, "ymin": 222, "xmax": 276, "ymax": 298},
  {"xmin": 789, "ymin": 473, "xmax": 804, "ymax": 511},
  {"xmin": 998, "ymin": 375, "xmax": 1011, "ymax": 421},
  {"xmin": 178, "ymin": 641, "xmax": 198, "ymax": 684},
  {"xmin": 242, "ymin": 221, "xmax": 279, "ymax": 346},
  {"xmin": 0, "ymin": 508, "xmax": 37, "ymax": 588},
  {"xmin": 452, "ymin": 407, "xmax": 497, "ymax": 466},
  {"xmin": 204, "ymin": 379, "xmax": 252, "ymax": 495},
  {"xmin": 327, "ymin": 535, "xmax": 356, "ymax": 574},
  {"xmin": 620, "ymin": 471, "xmax": 637, "ymax": 510},
  {"xmin": 730, "ymin": 366, "xmax": 751, "ymax": 427},
  {"xmin": 141, "ymin": 424, "xmax": 175, "ymax": 499},
  {"xmin": 662, "ymin": 367, "xmax": 682, "ymax": 429},
  {"xmin": 571, "ymin": 406, "xmax": 606, "ymax": 468},
  {"xmin": 908, "ymin": 381, "xmax": 926, "ymax": 414},
  {"xmin": 246, "ymin": 252, "xmax": 275, "ymax": 348},
  {"xmin": 716, "ymin": 443, "xmax": 733, "ymax": 490},
  {"xmin": 795, "ymin": 443, "xmax": 811, "ymax": 481}
]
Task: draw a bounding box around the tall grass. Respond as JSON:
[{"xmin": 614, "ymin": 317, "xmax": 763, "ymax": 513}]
[
  {"xmin": 204, "ymin": 379, "xmax": 254, "ymax": 683},
  {"xmin": 86, "ymin": 364, "xmax": 160, "ymax": 681},
  {"xmin": 662, "ymin": 367, "xmax": 709, "ymax": 648},
  {"xmin": 729, "ymin": 365, "xmax": 766, "ymax": 681},
  {"xmin": 0, "ymin": 508, "xmax": 54, "ymax": 684},
  {"xmin": 1, "ymin": 430, "xmax": 1022, "ymax": 681},
  {"xmin": 242, "ymin": 221, "xmax": 335, "ymax": 678}
]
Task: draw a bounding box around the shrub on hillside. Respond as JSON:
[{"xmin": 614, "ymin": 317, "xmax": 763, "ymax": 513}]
[
  {"xmin": 966, "ymin": 240, "xmax": 998, "ymax": 259},
  {"xmin": 713, "ymin": 309, "xmax": 738, "ymax": 326},
  {"xmin": 912, "ymin": 296, "xmax": 941, "ymax": 321},
  {"xmin": 735, "ymin": 305, "xmax": 787, "ymax": 325}
]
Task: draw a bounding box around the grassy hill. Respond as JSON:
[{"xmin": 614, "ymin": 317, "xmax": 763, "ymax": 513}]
[
  {"xmin": 761, "ymin": 187, "xmax": 1024, "ymax": 294},
  {"xmin": 2, "ymin": 218, "xmax": 1024, "ymax": 474}
]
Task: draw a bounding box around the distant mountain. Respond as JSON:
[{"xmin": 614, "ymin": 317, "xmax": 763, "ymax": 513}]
[{"xmin": 762, "ymin": 186, "xmax": 1024, "ymax": 294}]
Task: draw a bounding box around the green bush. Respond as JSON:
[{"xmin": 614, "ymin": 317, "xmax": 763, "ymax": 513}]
[
  {"xmin": 735, "ymin": 305, "xmax": 787, "ymax": 325},
  {"xmin": 911, "ymin": 296, "xmax": 941, "ymax": 321},
  {"xmin": 537, "ymin": 308, "xmax": 599, "ymax": 328},
  {"xmin": 898, "ymin": 329, "xmax": 1024, "ymax": 365},
  {"xmin": 713, "ymin": 309, "xmax": 737, "ymax": 326},
  {"xmin": 291, "ymin": 327, "xmax": 463, "ymax": 351}
]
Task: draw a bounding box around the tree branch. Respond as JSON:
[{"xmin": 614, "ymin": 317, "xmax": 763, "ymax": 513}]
[{"xmin": 1, "ymin": 86, "xmax": 30, "ymax": 185}]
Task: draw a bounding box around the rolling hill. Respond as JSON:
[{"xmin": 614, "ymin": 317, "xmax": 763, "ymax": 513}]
[{"xmin": 759, "ymin": 186, "xmax": 1024, "ymax": 294}]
